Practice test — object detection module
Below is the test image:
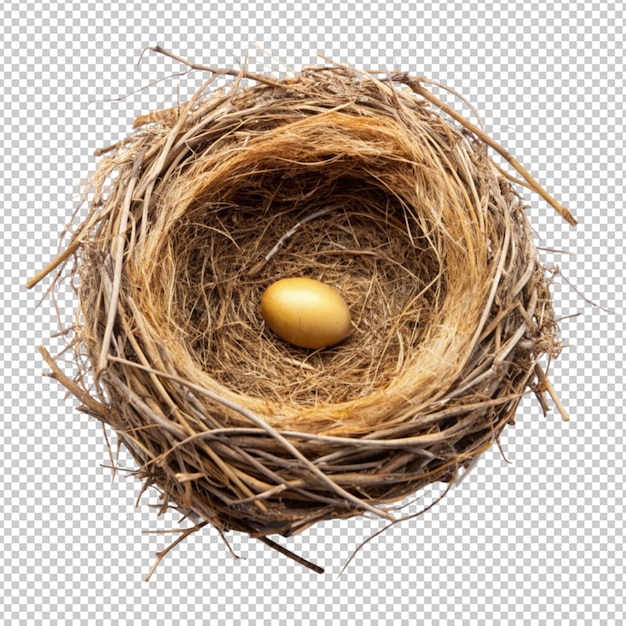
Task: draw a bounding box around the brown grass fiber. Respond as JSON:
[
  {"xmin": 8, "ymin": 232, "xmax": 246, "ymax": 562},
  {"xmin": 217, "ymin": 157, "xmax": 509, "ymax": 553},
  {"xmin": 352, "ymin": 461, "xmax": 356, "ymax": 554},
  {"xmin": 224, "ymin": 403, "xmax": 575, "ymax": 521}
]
[{"xmin": 30, "ymin": 48, "xmax": 574, "ymax": 577}]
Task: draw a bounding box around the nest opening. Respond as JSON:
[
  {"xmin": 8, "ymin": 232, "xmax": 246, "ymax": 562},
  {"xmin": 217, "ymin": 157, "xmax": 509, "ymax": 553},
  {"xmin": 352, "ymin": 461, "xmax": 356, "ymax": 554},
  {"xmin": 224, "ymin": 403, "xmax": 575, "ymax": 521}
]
[{"xmin": 158, "ymin": 156, "xmax": 446, "ymax": 407}]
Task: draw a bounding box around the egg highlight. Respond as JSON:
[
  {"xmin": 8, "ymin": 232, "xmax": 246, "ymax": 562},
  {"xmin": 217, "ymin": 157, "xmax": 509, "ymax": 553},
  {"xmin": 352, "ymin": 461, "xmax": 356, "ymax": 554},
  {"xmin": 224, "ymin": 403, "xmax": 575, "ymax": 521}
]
[{"xmin": 260, "ymin": 277, "xmax": 352, "ymax": 349}]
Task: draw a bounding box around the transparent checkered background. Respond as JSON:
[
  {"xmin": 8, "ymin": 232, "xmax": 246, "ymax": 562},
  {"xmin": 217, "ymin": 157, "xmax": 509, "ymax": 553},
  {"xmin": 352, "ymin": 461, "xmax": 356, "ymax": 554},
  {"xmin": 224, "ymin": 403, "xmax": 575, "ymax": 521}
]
[{"xmin": 2, "ymin": 1, "xmax": 624, "ymax": 624}]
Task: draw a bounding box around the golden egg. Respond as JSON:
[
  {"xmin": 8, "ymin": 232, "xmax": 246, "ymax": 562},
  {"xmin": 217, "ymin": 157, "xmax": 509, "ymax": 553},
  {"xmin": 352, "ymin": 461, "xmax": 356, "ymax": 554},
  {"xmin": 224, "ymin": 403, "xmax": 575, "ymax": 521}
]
[{"xmin": 260, "ymin": 277, "xmax": 352, "ymax": 349}]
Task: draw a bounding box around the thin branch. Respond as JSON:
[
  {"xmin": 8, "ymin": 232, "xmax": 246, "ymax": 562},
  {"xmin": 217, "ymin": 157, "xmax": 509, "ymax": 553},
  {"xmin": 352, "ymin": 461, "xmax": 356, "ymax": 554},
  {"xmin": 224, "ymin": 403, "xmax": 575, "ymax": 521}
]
[
  {"xmin": 419, "ymin": 77, "xmax": 486, "ymax": 130},
  {"xmin": 145, "ymin": 521, "xmax": 209, "ymax": 581},
  {"xmin": 534, "ymin": 363, "xmax": 570, "ymax": 422},
  {"xmin": 26, "ymin": 238, "xmax": 82, "ymax": 289},
  {"xmin": 555, "ymin": 267, "xmax": 618, "ymax": 315},
  {"xmin": 89, "ymin": 69, "xmax": 192, "ymax": 105},
  {"xmin": 143, "ymin": 45, "xmax": 292, "ymax": 90},
  {"xmin": 395, "ymin": 74, "xmax": 577, "ymax": 226},
  {"xmin": 338, "ymin": 482, "xmax": 453, "ymax": 576},
  {"xmin": 258, "ymin": 536, "xmax": 325, "ymax": 574},
  {"xmin": 38, "ymin": 345, "xmax": 110, "ymax": 419}
]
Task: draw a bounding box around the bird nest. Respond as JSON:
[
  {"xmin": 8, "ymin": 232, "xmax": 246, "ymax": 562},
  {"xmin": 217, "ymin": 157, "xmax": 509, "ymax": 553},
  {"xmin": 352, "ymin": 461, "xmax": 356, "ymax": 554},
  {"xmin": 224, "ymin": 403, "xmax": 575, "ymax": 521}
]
[{"xmin": 31, "ymin": 49, "xmax": 574, "ymax": 577}]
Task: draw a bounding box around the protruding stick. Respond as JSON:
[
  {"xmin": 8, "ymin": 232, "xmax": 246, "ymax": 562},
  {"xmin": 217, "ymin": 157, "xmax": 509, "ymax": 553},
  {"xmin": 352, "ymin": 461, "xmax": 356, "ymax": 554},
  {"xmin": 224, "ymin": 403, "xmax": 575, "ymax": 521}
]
[
  {"xmin": 535, "ymin": 363, "xmax": 570, "ymax": 422},
  {"xmin": 259, "ymin": 536, "xmax": 325, "ymax": 574},
  {"xmin": 398, "ymin": 75, "xmax": 577, "ymax": 226}
]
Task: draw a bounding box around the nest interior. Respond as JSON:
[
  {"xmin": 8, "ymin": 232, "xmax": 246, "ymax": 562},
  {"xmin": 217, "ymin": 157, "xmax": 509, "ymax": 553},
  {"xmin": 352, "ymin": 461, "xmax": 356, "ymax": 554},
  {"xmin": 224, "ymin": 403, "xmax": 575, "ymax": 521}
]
[{"xmin": 34, "ymin": 56, "xmax": 570, "ymax": 571}]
